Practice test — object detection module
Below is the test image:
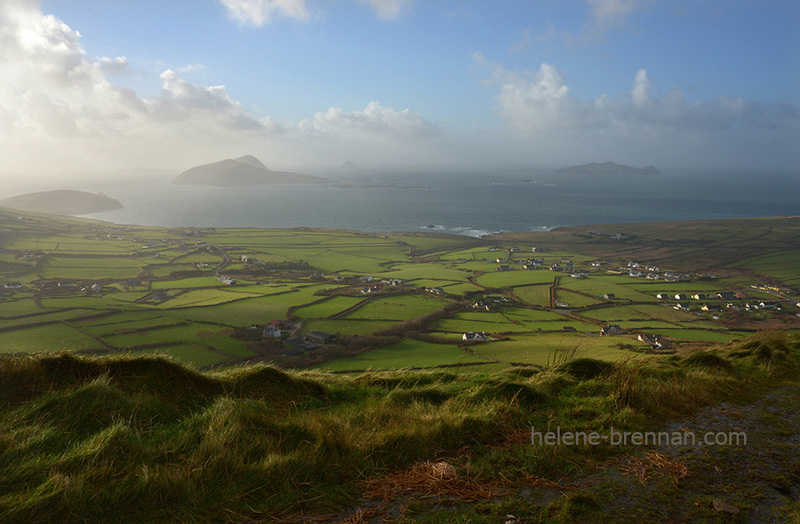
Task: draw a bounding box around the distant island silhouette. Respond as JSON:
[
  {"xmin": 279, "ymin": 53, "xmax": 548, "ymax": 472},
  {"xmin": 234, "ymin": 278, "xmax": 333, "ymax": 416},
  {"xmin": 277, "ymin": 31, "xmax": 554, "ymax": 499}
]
[
  {"xmin": 0, "ymin": 190, "xmax": 123, "ymax": 216},
  {"xmin": 555, "ymin": 162, "xmax": 661, "ymax": 175},
  {"xmin": 173, "ymin": 155, "xmax": 326, "ymax": 186}
]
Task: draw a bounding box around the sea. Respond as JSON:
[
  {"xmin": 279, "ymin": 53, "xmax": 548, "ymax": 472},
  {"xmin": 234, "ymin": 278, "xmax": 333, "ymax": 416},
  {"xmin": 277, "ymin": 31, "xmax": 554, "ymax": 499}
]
[{"xmin": 44, "ymin": 170, "xmax": 800, "ymax": 237}]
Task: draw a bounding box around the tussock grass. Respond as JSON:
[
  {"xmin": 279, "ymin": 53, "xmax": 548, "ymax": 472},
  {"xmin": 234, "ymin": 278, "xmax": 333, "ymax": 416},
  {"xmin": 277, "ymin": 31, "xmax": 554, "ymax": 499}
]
[{"xmin": 0, "ymin": 331, "xmax": 797, "ymax": 521}]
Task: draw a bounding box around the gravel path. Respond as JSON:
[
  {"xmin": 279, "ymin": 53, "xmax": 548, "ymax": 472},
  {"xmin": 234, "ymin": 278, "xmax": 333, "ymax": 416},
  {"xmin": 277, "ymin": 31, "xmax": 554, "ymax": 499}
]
[{"xmin": 577, "ymin": 382, "xmax": 800, "ymax": 522}]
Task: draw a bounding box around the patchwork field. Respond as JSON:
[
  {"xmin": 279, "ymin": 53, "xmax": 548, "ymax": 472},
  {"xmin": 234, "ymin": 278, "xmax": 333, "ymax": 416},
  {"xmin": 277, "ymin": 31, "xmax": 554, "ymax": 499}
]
[{"xmin": 1, "ymin": 208, "xmax": 798, "ymax": 370}]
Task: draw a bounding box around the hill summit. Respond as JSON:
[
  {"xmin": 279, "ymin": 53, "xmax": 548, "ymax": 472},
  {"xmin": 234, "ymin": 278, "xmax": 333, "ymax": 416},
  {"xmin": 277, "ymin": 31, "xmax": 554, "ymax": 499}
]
[{"xmin": 173, "ymin": 156, "xmax": 326, "ymax": 186}]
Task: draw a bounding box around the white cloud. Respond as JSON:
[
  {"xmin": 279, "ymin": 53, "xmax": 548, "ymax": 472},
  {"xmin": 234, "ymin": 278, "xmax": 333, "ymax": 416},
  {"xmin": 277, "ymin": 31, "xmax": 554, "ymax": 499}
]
[
  {"xmin": 630, "ymin": 68, "xmax": 651, "ymax": 107},
  {"xmin": 301, "ymin": 101, "xmax": 437, "ymax": 138},
  {"xmin": 98, "ymin": 56, "xmax": 129, "ymax": 75},
  {"xmin": 217, "ymin": 0, "xmax": 413, "ymax": 25},
  {"xmin": 0, "ymin": 2, "xmax": 442, "ymax": 175},
  {"xmin": 509, "ymin": 28, "xmax": 531, "ymax": 54},
  {"xmin": 587, "ymin": 0, "xmax": 645, "ymax": 29},
  {"xmin": 475, "ymin": 54, "xmax": 800, "ymax": 136},
  {"xmin": 0, "ymin": 1, "xmax": 291, "ymax": 173},
  {"xmin": 474, "ymin": 54, "xmax": 800, "ymax": 168},
  {"xmin": 355, "ymin": 0, "xmax": 413, "ymax": 19},
  {"xmin": 537, "ymin": 0, "xmax": 649, "ymax": 46},
  {"xmin": 217, "ymin": 0, "xmax": 309, "ymax": 26},
  {"xmin": 148, "ymin": 69, "xmax": 267, "ymax": 130}
]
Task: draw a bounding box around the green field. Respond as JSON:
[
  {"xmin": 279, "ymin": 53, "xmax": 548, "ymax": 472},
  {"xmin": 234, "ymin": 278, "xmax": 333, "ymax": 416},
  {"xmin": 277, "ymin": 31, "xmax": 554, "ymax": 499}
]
[
  {"xmin": 1, "ymin": 208, "xmax": 798, "ymax": 369},
  {"xmin": 292, "ymin": 296, "xmax": 366, "ymax": 318},
  {"xmin": 341, "ymin": 294, "xmax": 446, "ymax": 320},
  {"xmin": 312, "ymin": 338, "xmax": 487, "ymax": 371}
]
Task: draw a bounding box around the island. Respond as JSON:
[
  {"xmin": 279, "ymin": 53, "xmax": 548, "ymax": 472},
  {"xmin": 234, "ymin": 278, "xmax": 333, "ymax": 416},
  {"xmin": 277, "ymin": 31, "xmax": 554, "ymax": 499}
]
[
  {"xmin": 0, "ymin": 189, "xmax": 123, "ymax": 216},
  {"xmin": 172, "ymin": 155, "xmax": 327, "ymax": 186},
  {"xmin": 555, "ymin": 161, "xmax": 661, "ymax": 175}
]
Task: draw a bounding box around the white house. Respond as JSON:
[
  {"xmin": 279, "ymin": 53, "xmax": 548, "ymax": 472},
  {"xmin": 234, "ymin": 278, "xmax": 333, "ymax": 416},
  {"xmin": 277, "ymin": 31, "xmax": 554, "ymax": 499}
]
[{"xmin": 462, "ymin": 331, "xmax": 491, "ymax": 342}]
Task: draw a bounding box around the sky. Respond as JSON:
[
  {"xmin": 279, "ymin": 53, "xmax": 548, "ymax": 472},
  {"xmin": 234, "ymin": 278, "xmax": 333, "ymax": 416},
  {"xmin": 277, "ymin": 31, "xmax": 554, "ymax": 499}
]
[{"xmin": 1, "ymin": 0, "xmax": 799, "ymax": 181}]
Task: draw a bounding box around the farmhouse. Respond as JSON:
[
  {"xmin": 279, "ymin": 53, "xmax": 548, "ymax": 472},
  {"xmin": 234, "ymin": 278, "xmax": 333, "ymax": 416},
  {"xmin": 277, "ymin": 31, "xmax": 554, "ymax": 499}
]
[
  {"xmin": 600, "ymin": 325, "xmax": 622, "ymax": 336},
  {"xmin": 675, "ymin": 294, "xmax": 688, "ymax": 300},
  {"xmin": 638, "ymin": 334, "xmax": 656, "ymax": 344},
  {"xmin": 603, "ymin": 293, "xmax": 616, "ymax": 300},
  {"xmin": 462, "ymin": 331, "xmax": 491, "ymax": 342},
  {"xmin": 263, "ymin": 325, "xmax": 281, "ymax": 338},
  {"xmin": 306, "ymin": 331, "xmax": 336, "ymax": 344},
  {"xmin": 657, "ymin": 293, "xmax": 670, "ymax": 300},
  {"xmin": 3, "ymin": 282, "xmax": 23, "ymax": 289},
  {"xmin": 638, "ymin": 333, "xmax": 674, "ymax": 351},
  {"xmin": 692, "ymin": 293, "xmax": 707, "ymax": 300},
  {"xmin": 702, "ymin": 304, "xmax": 722, "ymax": 312}
]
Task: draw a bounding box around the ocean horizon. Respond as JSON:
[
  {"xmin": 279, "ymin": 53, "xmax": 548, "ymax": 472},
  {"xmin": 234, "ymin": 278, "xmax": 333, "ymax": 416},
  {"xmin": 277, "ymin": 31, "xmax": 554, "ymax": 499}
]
[{"xmin": 60, "ymin": 170, "xmax": 800, "ymax": 236}]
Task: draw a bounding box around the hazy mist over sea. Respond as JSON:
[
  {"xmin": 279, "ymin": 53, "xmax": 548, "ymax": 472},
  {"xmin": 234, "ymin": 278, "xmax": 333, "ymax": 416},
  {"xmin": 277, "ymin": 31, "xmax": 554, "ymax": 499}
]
[{"xmin": 18, "ymin": 169, "xmax": 795, "ymax": 237}]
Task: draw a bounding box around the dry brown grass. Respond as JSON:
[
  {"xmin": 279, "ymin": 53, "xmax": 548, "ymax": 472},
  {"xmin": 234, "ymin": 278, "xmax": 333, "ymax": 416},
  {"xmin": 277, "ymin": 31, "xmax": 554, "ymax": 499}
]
[
  {"xmin": 364, "ymin": 460, "xmax": 506, "ymax": 502},
  {"xmin": 620, "ymin": 450, "xmax": 689, "ymax": 485}
]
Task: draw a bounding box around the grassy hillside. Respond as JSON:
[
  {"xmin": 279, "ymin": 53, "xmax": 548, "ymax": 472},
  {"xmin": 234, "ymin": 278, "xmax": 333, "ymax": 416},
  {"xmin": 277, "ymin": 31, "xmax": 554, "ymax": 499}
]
[{"xmin": 1, "ymin": 330, "xmax": 798, "ymax": 522}]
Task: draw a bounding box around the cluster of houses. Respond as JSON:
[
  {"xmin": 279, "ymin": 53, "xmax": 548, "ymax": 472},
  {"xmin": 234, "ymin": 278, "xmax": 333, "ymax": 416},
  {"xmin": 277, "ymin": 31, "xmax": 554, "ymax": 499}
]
[
  {"xmin": 471, "ymin": 296, "xmax": 508, "ymax": 311},
  {"xmin": 492, "ymin": 257, "xmax": 548, "ymax": 272},
  {"xmin": 587, "ymin": 231, "xmax": 628, "ymax": 241},
  {"xmin": 612, "ymin": 261, "xmax": 690, "ymax": 282},
  {"xmin": 359, "ymin": 276, "xmax": 404, "ymax": 294},
  {"xmin": 657, "ymin": 291, "xmax": 781, "ymax": 313},
  {"xmin": 248, "ymin": 321, "xmax": 337, "ymax": 357}
]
